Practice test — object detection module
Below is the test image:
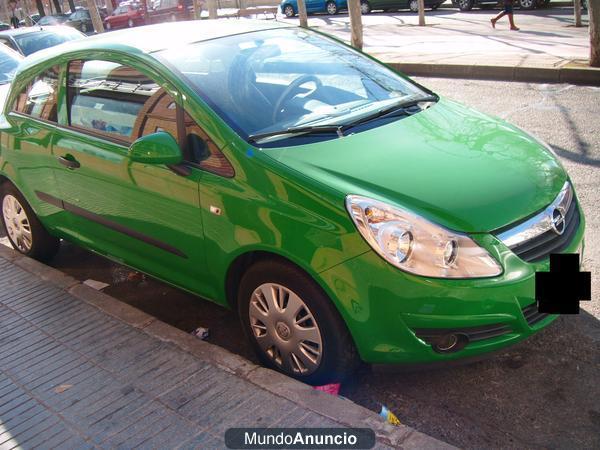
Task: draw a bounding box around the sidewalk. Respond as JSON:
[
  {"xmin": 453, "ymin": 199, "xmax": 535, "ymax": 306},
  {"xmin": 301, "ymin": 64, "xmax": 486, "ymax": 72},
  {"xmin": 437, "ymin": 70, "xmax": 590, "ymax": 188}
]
[
  {"xmin": 0, "ymin": 245, "xmax": 451, "ymax": 449},
  {"xmin": 280, "ymin": 7, "xmax": 600, "ymax": 85}
]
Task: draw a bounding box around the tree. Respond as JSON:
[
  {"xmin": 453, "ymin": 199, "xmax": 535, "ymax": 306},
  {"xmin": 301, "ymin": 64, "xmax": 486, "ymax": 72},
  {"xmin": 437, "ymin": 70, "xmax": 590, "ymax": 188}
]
[
  {"xmin": 574, "ymin": 0, "xmax": 582, "ymax": 27},
  {"xmin": 418, "ymin": 0, "xmax": 425, "ymax": 26},
  {"xmin": 85, "ymin": 0, "xmax": 104, "ymax": 32},
  {"xmin": 591, "ymin": 0, "xmax": 600, "ymax": 66},
  {"xmin": 51, "ymin": 0, "xmax": 61, "ymax": 13},
  {"xmin": 207, "ymin": 0, "xmax": 217, "ymax": 18},
  {"xmin": 347, "ymin": 0, "xmax": 363, "ymax": 50},
  {"xmin": 297, "ymin": 0, "xmax": 308, "ymax": 28},
  {"xmin": 35, "ymin": 0, "xmax": 44, "ymax": 16}
]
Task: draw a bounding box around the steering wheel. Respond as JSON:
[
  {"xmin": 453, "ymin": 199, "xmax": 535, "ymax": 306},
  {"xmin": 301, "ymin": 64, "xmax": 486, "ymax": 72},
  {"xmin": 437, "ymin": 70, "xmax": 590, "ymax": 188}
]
[{"xmin": 272, "ymin": 75, "xmax": 323, "ymax": 124}]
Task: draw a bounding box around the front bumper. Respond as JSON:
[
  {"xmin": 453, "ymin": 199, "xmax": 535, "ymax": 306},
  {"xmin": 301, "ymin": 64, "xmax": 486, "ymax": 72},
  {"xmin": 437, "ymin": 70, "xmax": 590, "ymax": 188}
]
[{"xmin": 318, "ymin": 204, "xmax": 585, "ymax": 365}]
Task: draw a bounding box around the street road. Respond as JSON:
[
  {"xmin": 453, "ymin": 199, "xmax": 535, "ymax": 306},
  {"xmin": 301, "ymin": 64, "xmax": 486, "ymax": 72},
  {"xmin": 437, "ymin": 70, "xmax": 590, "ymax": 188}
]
[{"xmin": 1, "ymin": 78, "xmax": 599, "ymax": 449}]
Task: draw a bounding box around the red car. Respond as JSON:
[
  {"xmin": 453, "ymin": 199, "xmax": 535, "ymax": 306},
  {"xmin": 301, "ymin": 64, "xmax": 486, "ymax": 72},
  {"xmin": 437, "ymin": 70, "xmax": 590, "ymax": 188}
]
[{"xmin": 104, "ymin": 3, "xmax": 145, "ymax": 30}]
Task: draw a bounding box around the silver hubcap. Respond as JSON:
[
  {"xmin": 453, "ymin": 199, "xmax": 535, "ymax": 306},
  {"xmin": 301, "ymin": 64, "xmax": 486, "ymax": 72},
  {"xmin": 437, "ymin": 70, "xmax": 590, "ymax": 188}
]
[
  {"xmin": 410, "ymin": 0, "xmax": 418, "ymax": 11},
  {"xmin": 249, "ymin": 283, "xmax": 323, "ymax": 375},
  {"xmin": 285, "ymin": 6, "xmax": 294, "ymax": 16},
  {"xmin": 361, "ymin": 2, "xmax": 369, "ymax": 13},
  {"xmin": 459, "ymin": 0, "xmax": 469, "ymax": 6},
  {"xmin": 521, "ymin": 0, "xmax": 533, "ymax": 6},
  {"xmin": 2, "ymin": 195, "xmax": 32, "ymax": 253},
  {"xmin": 327, "ymin": 3, "xmax": 336, "ymax": 13}
]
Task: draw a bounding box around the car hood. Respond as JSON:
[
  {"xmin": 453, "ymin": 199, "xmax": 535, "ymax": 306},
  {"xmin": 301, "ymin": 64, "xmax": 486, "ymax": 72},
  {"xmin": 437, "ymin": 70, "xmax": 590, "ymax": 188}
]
[{"xmin": 262, "ymin": 98, "xmax": 567, "ymax": 233}]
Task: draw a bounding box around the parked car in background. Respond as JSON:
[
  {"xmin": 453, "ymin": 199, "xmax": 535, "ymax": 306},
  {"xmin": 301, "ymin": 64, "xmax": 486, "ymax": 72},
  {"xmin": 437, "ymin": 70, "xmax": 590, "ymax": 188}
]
[
  {"xmin": 0, "ymin": 21, "xmax": 585, "ymax": 384},
  {"xmin": 0, "ymin": 23, "xmax": 10, "ymax": 31},
  {"xmin": 36, "ymin": 14, "xmax": 70, "ymax": 26},
  {"xmin": 360, "ymin": 0, "xmax": 444, "ymax": 14},
  {"xmin": 0, "ymin": 27, "xmax": 85, "ymax": 56},
  {"xmin": 66, "ymin": 8, "xmax": 106, "ymax": 33},
  {"xmin": 148, "ymin": 0, "xmax": 192, "ymax": 22},
  {"xmin": 451, "ymin": 0, "xmax": 499, "ymax": 10},
  {"xmin": 104, "ymin": 3, "xmax": 146, "ymax": 30},
  {"xmin": 18, "ymin": 13, "xmax": 41, "ymax": 26},
  {"xmin": 280, "ymin": 0, "xmax": 348, "ymax": 17},
  {"xmin": 0, "ymin": 44, "xmax": 22, "ymax": 111}
]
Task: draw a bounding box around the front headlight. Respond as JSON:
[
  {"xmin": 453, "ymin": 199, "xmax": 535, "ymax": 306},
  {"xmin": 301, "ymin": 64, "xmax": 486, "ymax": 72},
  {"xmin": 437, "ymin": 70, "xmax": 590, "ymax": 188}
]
[{"xmin": 346, "ymin": 195, "xmax": 502, "ymax": 278}]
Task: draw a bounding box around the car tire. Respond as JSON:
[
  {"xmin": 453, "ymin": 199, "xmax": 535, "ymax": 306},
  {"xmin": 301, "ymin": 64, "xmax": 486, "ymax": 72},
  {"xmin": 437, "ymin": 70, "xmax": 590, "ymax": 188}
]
[
  {"xmin": 431, "ymin": 3, "xmax": 440, "ymax": 10},
  {"xmin": 360, "ymin": 0, "xmax": 371, "ymax": 14},
  {"xmin": 81, "ymin": 23, "xmax": 87, "ymax": 32},
  {"xmin": 128, "ymin": 18, "xmax": 134, "ymax": 27},
  {"xmin": 326, "ymin": 1, "xmax": 338, "ymax": 14},
  {"xmin": 1, "ymin": 182, "xmax": 59, "ymax": 262},
  {"xmin": 105, "ymin": 21, "xmax": 111, "ymax": 30},
  {"xmin": 409, "ymin": 0, "xmax": 419, "ymax": 12},
  {"xmin": 457, "ymin": 0, "xmax": 473, "ymax": 10},
  {"xmin": 238, "ymin": 259, "xmax": 360, "ymax": 385},
  {"xmin": 283, "ymin": 4, "xmax": 295, "ymax": 17},
  {"xmin": 518, "ymin": 0, "xmax": 536, "ymax": 9}
]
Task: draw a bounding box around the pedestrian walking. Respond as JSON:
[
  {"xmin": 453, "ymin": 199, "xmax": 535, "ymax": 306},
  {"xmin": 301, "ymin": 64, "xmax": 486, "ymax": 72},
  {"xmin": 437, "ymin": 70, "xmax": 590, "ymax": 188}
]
[
  {"xmin": 8, "ymin": 0, "xmax": 20, "ymax": 29},
  {"xmin": 491, "ymin": 0, "xmax": 519, "ymax": 31}
]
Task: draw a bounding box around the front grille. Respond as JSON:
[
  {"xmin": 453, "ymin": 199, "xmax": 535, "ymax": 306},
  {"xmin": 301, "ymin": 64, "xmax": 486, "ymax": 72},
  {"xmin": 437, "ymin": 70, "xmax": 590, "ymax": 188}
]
[
  {"xmin": 522, "ymin": 303, "xmax": 549, "ymax": 326},
  {"xmin": 509, "ymin": 198, "xmax": 579, "ymax": 263},
  {"xmin": 414, "ymin": 323, "xmax": 512, "ymax": 345}
]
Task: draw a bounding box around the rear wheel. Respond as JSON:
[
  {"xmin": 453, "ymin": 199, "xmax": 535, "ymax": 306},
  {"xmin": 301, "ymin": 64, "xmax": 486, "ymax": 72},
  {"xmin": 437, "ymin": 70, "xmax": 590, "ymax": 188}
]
[
  {"xmin": 326, "ymin": 1, "xmax": 338, "ymax": 14},
  {"xmin": 283, "ymin": 4, "xmax": 295, "ymax": 17},
  {"xmin": 360, "ymin": 0, "xmax": 371, "ymax": 14},
  {"xmin": 457, "ymin": 0, "xmax": 473, "ymax": 10},
  {"xmin": 238, "ymin": 260, "xmax": 360, "ymax": 385},
  {"xmin": 409, "ymin": 0, "xmax": 419, "ymax": 12},
  {"xmin": 128, "ymin": 18, "xmax": 134, "ymax": 27},
  {"xmin": 1, "ymin": 182, "xmax": 59, "ymax": 262}
]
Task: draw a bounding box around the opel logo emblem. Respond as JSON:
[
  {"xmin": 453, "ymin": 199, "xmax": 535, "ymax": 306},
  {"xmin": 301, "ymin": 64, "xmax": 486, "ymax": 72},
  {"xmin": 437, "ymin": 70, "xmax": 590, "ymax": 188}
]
[{"xmin": 551, "ymin": 209, "xmax": 566, "ymax": 235}]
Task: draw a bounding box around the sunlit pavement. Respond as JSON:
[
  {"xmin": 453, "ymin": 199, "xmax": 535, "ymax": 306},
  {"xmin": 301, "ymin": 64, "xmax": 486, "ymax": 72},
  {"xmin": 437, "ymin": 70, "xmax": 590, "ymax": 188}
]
[{"xmin": 281, "ymin": 6, "xmax": 591, "ymax": 68}]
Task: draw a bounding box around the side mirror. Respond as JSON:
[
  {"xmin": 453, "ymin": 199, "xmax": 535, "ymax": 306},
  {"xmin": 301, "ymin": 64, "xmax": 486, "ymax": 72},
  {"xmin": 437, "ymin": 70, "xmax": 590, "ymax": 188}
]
[{"xmin": 129, "ymin": 132, "xmax": 182, "ymax": 165}]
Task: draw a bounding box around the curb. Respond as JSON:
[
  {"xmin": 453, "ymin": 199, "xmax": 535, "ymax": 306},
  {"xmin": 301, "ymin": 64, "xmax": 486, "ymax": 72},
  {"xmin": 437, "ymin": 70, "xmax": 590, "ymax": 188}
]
[
  {"xmin": 0, "ymin": 244, "xmax": 455, "ymax": 449},
  {"xmin": 386, "ymin": 62, "xmax": 600, "ymax": 86}
]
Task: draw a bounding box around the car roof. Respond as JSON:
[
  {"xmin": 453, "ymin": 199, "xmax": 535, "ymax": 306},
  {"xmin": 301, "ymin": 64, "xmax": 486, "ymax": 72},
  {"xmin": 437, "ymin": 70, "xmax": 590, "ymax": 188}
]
[
  {"xmin": 0, "ymin": 25, "xmax": 72, "ymax": 37},
  {"xmin": 19, "ymin": 20, "xmax": 294, "ymax": 71}
]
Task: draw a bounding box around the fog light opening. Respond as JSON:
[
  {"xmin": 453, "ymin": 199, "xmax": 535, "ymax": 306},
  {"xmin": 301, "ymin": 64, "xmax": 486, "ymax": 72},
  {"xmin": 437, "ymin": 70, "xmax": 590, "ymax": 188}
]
[{"xmin": 432, "ymin": 333, "xmax": 468, "ymax": 353}]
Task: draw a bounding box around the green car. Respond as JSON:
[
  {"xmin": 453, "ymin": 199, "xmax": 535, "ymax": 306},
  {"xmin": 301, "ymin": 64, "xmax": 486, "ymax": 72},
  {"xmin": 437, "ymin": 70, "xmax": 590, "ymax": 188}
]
[{"xmin": 0, "ymin": 21, "xmax": 585, "ymax": 384}]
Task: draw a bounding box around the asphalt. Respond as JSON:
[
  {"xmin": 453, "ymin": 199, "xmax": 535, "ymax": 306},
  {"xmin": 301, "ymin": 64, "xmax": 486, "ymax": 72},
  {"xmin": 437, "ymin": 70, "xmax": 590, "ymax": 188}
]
[{"xmin": 0, "ymin": 244, "xmax": 451, "ymax": 449}]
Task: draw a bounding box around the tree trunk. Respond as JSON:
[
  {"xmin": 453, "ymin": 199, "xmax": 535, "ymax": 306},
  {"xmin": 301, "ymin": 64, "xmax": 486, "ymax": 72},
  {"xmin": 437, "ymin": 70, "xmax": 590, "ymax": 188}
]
[
  {"xmin": 591, "ymin": 0, "xmax": 600, "ymax": 66},
  {"xmin": 52, "ymin": 0, "xmax": 62, "ymax": 14},
  {"xmin": 105, "ymin": 0, "xmax": 114, "ymax": 16},
  {"xmin": 35, "ymin": 0, "xmax": 45, "ymax": 16},
  {"xmin": 85, "ymin": 0, "xmax": 104, "ymax": 32},
  {"xmin": 418, "ymin": 0, "xmax": 425, "ymax": 26},
  {"xmin": 574, "ymin": 0, "xmax": 582, "ymax": 27},
  {"xmin": 207, "ymin": 0, "xmax": 218, "ymax": 19},
  {"xmin": 348, "ymin": 0, "xmax": 363, "ymax": 50},
  {"xmin": 192, "ymin": 0, "xmax": 202, "ymax": 19},
  {"xmin": 297, "ymin": 0, "xmax": 308, "ymax": 27},
  {"xmin": 22, "ymin": 0, "xmax": 33, "ymax": 25}
]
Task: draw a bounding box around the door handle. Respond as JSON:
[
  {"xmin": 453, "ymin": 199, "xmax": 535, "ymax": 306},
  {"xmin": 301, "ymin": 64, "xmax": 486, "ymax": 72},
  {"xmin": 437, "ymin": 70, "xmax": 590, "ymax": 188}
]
[{"xmin": 57, "ymin": 156, "xmax": 81, "ymax": 170}]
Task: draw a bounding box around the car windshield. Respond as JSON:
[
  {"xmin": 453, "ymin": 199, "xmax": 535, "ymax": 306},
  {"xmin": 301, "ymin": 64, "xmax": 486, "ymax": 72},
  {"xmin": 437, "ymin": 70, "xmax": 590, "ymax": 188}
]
[
  {"xmin": 157, "ymin": 28, "xmax": 430, "ymax": 144},
  {"xmin": 14, "ymin": 28, "xmax": 83, "ymax": 56},
  {"xmin": 0, "ymin": 45, "xmax": 21, "ymax": 84}
]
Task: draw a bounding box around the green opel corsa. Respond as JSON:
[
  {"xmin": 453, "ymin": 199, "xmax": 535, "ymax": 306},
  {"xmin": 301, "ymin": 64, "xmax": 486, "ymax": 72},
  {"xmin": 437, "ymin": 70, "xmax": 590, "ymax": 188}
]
[{"xmin": 0, "ymin": 21, "xmax": 585, "ymax": 384}]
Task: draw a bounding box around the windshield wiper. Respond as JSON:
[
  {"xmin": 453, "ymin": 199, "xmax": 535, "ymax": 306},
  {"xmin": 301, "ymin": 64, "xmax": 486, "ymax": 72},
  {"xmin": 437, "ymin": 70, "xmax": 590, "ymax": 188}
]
[
  {"xmin": 248, "ymin": 125, "xmax": 344, "ymax": 144},
  {"xmin": 342, "ymin": 95, "xmax": 439, "ymax": 131}
]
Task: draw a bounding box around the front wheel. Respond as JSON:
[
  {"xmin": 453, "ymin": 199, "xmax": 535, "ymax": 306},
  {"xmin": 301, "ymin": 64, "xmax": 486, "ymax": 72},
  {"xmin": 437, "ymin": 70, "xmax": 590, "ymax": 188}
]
[
  {"xmin": 360, "ymin": 0, "xmax": 371, "ymax": 14},
  {"xmin": 81, "ymin": 23, "xmax": 87, "ymax": 32},
  {"xmin": 518, "ymin": 0, "xmax": 536, "ymax": 9},
  {"xmin": 326, "ymin": 1, "xmax": 338, "ymax": 14},
  {"xmin": 238, "ymin": 260, "xmax": 360, "ymax": 385},
  {"xmin": 128, "ymin": 18, "xmax": 134, "ymax": 27},
  {"xmin": 283, "ymin": 4, "xmax": 295, "ymax": 17},
  {"xmin": 1, "ymin": 182, "xmax": 59, "ymax": 262},
  {"xmin": 457, "ymin": 0, "xmax": 473, "ymax": 10},
  {"xmin": 409, "ymin": 0, "xmax": 419, "ymax": 12}
]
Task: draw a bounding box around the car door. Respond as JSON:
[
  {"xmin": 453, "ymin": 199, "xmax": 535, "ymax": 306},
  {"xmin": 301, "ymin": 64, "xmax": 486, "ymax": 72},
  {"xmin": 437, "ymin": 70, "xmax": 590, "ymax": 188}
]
[
  {"xmin": 51, "ymin": 58, "xmax": 210, "ymax": 295},
  {"xmin": 306, "ymin": 0, "xmax": 323, "ymax": 12},
  {"xmin": 2, "ymin": 65, "xmax": 68, "ymax": 228}
]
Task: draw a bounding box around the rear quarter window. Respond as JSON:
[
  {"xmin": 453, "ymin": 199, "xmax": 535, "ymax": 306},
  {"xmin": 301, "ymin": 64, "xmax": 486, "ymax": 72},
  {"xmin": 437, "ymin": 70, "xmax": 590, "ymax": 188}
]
[{"xmin": 13, "ymin": 65, "xmax": 60, "ymax": 122}]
